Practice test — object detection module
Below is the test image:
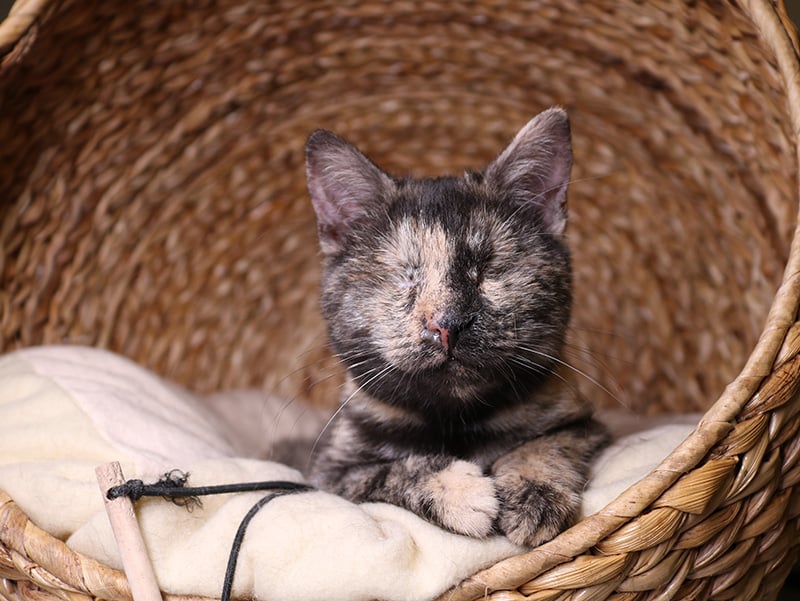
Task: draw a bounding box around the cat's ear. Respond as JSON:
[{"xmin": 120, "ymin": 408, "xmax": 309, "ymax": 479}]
[
  {"xmin": 485, "ymin": 107, "xmax": 573, "ymax": 236},
  {"xmin": 305, "ymin": 130, "xmax": 394, "ymax": 254}
]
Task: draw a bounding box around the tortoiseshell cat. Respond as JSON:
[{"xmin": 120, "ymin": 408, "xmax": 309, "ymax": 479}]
[{"xmin": 305, "ymin": 108, "xmax": 609, "ymax": 547}]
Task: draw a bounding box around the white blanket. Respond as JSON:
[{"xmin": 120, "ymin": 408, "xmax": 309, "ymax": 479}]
[{"xmin": 0, "ymin": 346, "xmax": 699, "ymax": 601}]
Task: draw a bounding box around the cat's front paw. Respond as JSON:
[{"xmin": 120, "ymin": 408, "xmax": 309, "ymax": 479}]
[
  {"xmin": 424, "ymin": 459, "xmax": 499, "ymax": 537},
  {"xmin": 497, "ymin": 480, "xmax": 578, "ymax": 547}
]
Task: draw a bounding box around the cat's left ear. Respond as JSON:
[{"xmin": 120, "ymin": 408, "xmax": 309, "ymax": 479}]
[{"xmin": 485, "ymin": 107, "xmax": 573, "ymax": 236}]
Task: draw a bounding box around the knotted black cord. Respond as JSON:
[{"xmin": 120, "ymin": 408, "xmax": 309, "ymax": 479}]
[
  {"xmin": 106, "ymin": 470, "xmax": 311, "ymax": 508},
  {"xmin": 106, "ymin": 470, "xmax": 314, "ymax": 601}
]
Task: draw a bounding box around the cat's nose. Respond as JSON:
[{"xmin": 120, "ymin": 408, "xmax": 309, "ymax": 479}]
[
  {"xmin": 421, "ymin": 313, "xmax": 473, "ymax": 353},
  {"xmin": 422, "ymin": 317, "xmax": 451, "ymax": 351}
]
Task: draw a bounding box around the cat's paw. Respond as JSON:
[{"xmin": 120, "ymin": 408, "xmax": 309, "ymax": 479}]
[
  {"xmin": 497, "ymin": 481, "xmax": 578, "ymax": 547},
  {"xmin": 424, "ymin": 460, "xmax": 499, "ymax": 537}
]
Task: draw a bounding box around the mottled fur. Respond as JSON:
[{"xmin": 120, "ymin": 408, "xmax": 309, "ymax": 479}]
[{"xmin": 305, "ymin": 108, "xmax": 610, "ymax": 547}]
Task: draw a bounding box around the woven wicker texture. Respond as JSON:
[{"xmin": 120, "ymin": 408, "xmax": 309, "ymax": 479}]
[{"xmin": 1, "ymin": 0, "xmax": 799, "ymax": 600}]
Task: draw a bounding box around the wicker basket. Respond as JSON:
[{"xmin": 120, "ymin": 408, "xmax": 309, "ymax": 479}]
[{"xmin": 1, "ymin": 0, "xmax": 799, "ymax": 599}]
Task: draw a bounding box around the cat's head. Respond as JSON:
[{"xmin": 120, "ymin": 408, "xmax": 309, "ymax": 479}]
[{"xmin": 305, "ymin": 108, "xmax": 573, "ymax": 413}]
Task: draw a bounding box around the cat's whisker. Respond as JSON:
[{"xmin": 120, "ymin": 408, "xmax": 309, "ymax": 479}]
[
  {"xmin": 565, "ymin": 328, "xmax": 637, "ymax": 368},
  {"xmin": 306, "ymin": 362, "xmax": 398, "ymax": 469},
  {"xmin": 560, "ymin": 344, "xmax": 627, "ymax": 399},
  {"xmin": 492, "ymin": 356, "xmax": 527, "ymax": 399},
  {"xmin": 269, "ymin": 353, "xmax": 377, "ymax": 451},
  {"xmin": 567, "ymin": 324, "xmax": 632, "ymax": 342},
  {"xmin": 337, "ymin": 356, "xmax": 377, "ymax": 372},
  {"xmin": 297, "ymin": 368, "xmax": 348, "ymax": 393},
  {"xmin": 268, "ymin": 337, "xmax": 341, "ymax": 390},
  {"xmin": 561, "ymin": 336, "xmax": 629, "ymax": 370},
  {"xmin": 506, "ymin": 354, "xmax": 562, "ymax": 384},
  {"xmin": 562, "ymin": 341, "xmax": 632, "ymax": 367},
  {"xmin": 552, "ymin": 172, "xmax": 617, "ymax": 196},
  {"xmin": 504, "ymin": 354, "xmax": 593, "ymax": 407},
  {"xmin": 516, "ymin": 344, "xmax": 629, "ymax": 409}
]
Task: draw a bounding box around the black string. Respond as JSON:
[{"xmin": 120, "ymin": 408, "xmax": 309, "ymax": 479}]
[
  {"xmin": 106, "ymin": 470, "xmax": 314, "ymax": 601},
  {"xmin": 106, "ymin": 469, "xmax": 310, "ymax": 509}
]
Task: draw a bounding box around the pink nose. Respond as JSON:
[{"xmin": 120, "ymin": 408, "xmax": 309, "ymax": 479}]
[{"xmin": 423, "ymin": 317, "xmax": 450, "ymax": 351}]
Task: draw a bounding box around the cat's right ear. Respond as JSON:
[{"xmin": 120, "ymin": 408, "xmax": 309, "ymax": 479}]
[
  {"xmin": 485, "ymin": 108, "xmax": 573, "ymax": 237},
  {"xmin": 305, "ymin": 130, "xmax": 393, "ymax": 254}
]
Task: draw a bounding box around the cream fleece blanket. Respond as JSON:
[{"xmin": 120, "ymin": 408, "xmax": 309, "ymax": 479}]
[{"xmin": 0, "ymin": 346, "xmax": 699, "ymax": 601}]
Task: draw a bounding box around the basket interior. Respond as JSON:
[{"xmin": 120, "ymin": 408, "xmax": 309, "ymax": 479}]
[{"xmin": 1, "ymin": 0, "xmax": 797, "ymax": 414}]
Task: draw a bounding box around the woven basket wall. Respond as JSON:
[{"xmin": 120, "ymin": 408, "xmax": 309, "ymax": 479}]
[{"xmin": 1, "ymin": 0, "xmax": 799, "ymax": 600}]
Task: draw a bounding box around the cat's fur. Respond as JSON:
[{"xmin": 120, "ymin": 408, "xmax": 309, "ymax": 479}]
[{"xmin": 305, "ymin": 108, "xmax": 609, "ymax": 547}]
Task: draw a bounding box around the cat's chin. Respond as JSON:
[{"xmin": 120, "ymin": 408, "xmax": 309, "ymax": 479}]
[
  {"xmin": 407, "ymin": 351, "xmax": 466, "ymax": 375},
  {"xmin": 409, "ymin": 355, "xmax": 488, "ymax": 393}
]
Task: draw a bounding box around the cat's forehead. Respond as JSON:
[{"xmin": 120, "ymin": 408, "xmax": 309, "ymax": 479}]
[
  {"xmin": 391, "ymin": 178, "xmax": 512, "ymax": 234},
  {"xmin": 381, "ymin": 207, "xmax": 516, "ymax": 263},
  {"xmin": 366, "ymin": 176, "xmax": 529, "ymax": 267},
  {"xmin": 391, "ymin": 218, "xmax": 452, "ymax": 260}
]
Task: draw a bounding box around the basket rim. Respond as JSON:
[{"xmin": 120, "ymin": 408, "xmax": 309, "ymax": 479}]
[{"xmin": 0, "ymin": 0, "xmax": 50, "ymax": 56}]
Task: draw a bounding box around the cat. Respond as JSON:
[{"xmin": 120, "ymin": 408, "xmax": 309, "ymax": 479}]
[{"xmin": 304, "ymin": 107, "xmax": 610, "ymax": 547}]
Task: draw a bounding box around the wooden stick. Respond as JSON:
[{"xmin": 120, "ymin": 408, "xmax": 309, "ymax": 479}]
[{"xmin": 96, "ymin": 462, "xmax": 164, "ymax": 601}]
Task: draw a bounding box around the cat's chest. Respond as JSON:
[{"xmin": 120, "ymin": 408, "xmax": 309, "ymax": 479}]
[{"xmin": 346, "ymin": 402, "xmax": 527, "ymax": 465}]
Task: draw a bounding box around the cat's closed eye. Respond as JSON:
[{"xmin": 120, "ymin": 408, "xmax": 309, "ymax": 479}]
[
  {"xmin": 482, "ymin": 255, "xmax": 509, "ymax": 283},
  {"xmin": 465, "ymin": 243, "xmax": 497, "ymax": 286}
]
